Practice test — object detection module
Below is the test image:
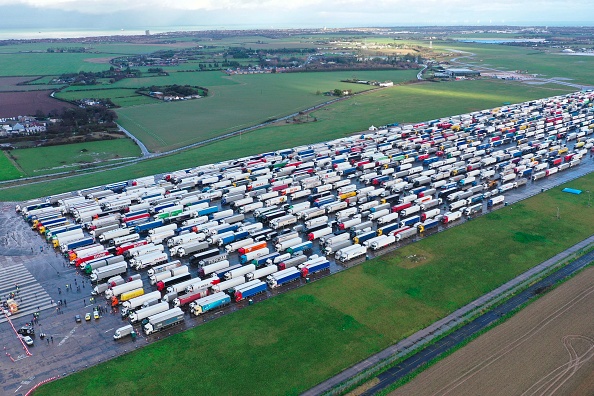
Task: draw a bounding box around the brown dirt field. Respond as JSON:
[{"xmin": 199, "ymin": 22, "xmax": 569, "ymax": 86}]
[
  {"xmin": 0, "ymin": 76, "xmax": 42, "ymax": 91},
  {"xmin": 84, "ymin": 56, "xmax": 116, "ymax": 64},
  {"xmin": 390, "ymin": 265, "xmax": 594, "ymax": 396},
  {"xmin": 0, "ymin": 90, "xmax": 74, "ymax": 117}
]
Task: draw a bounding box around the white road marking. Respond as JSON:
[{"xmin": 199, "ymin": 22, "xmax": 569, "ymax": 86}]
[{"xmin": 57, "ymin": 326, "xmax": 76, "ymax": 347}]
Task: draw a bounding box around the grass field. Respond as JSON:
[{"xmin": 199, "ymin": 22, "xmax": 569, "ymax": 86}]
[
  {"xmin": 0, "ymin": 79, "xmax": 575, "ymax": 198},
  {"xmin": 55, "ymin": 88, "xmax": 157, "ymax": 107},
  {"xmin": 0, "ymin": 152, "xmax": 23, "ymax": 181},
  {"xmin": 432, "ymin": 41, "xmax": 594, "ymax": 85},
  {"xmin": 0, "ymin": 52, "xmax": 123, "ymax": 76},
  {"xmin": 115, "ymin": 69, "xmax": 419, "ymax": 152},
  {"xmin": 8, "ymin": 139, "xmax": 141, "ymax": 177},
  {"xmin": 35, "ymin": 173, "xmax": 594, "ymax": 396}
]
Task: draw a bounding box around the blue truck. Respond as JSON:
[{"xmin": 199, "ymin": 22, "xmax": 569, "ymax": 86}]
[
  {"xmin": 233, "ymin": 281, "xmax": 267, "ymax": 302},
  {"xmin": 190, "ymin": 293, "xmax": 231, "ymax": 315},
  {"xmin": 267, "ymin": 267, "xmax": 301, "ymax": 288},
  {"xmin": 134, "ymin": 219, "xmax": 164, "ymax": 234},
  {"xmin": 300, "ymin": 260, "xmax": 330, "ymax": 277}
]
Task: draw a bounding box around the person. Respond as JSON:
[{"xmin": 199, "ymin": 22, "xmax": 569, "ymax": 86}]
[
  {"xmin": 58, "ymin": 287, "xmax": 61, "ymax": 294},
  {"xmin": 50, "ymin": 336, "xmax": 53, "ymax": 343}
]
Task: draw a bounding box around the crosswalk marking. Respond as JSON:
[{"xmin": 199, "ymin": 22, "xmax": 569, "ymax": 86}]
[{"xmin": 0, "ymin": 263, "xmax": 53, "ymax": 325}]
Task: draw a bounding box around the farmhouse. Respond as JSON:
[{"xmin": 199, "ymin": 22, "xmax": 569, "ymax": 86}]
[{"xmin": 0, "ymin": 117, "xmax": 47, "ymax": 136}]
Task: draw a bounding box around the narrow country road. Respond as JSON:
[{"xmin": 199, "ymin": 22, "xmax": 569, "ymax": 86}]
[{"xmin": 117, "ymin": 123, "xmax": 151, "ymax": 157}]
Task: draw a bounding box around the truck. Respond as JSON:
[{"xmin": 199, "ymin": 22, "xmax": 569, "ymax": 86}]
[
  {"xmin": 116, "ymin": 240, "xmax": 149, "ymax": 256},
  {"xmin": 99, "ymin": 228, "xmax": 132, "ymax": 244},
  {"xmin": 105, "ymin": 279, "xmax": 143, "ymax": 300},
  {"xmin": 156, "ymin": 273, "xmax": 193, "ymax": 292},
  {"xmin": 233, "ymin": 280, "xmax": 267, "ymax": 302},
  {"xmin": 90, "ymin": 261, "xmax": 128, "ymax": 283},
  {"xmin": 464, "ymin": 204, "xmax": 483, "ymax": 216},
  {"xmin": 117, "ymin": 288, "xmax": 145, "ymax": 305},
  {"xmin": 224, "ymin": 264, "xmax": 257, "ymax": 280},
  {"xmin": 175, "ymin": 241, "xmax": 210, "ymax": 257},
  {"xmin": 92, "ymin": 276, "xmax": 125, "ymax": 296},
  {"xmin": 113, "ymin": 325, "xmax": 134, "ymax": 340},
  {"xmin": 166, "ymin": 277, "xmax": 202, "ymax": 295},
  {"xmin": 190, "ymin": 293, "xmax": 231, "ymax": 316},
  {"xmin": 128, "ymin": 302, "xmax": 170, "ymax": 324},
  {"xmin": 74, "ymin": 250, "xmax": 111, "ymax": 268},
  {"xmin": 83, "ymin": 255, "xmax": 125, "ymax": 274},
  {"xmin": 442, "ymin": 210, "xmax": 463, "ymax": 224},
  {"xmin": 239, "ymin": 248, "xmax": 270, "ymax": 264},
  {"xmin": 121, "ymin": 291, "xmax": 162, "ymax": 314},
  {"xmin": 371, "ymin": 234, "xmax": 396, "ymax": 250},
  {"xmin": 147, "ymin": 260, "xmax": 183, "ymax": 276},
  {"xmin": 143, "ymin": 307, "xmax": 185, "ymax": 335},
  {"xmin": 487, "ymin": 195, "xmax": 505, "ymax": 207},
  {"xmin": 286, "ymin": 241, "xmax": 314, "ymax": 255},
  {"xmin": 210, "ymin": 277, "xmax": 246, "ymax": 293},
  {"xmin": 266, "ymin": 267, "xmax": 301, "ymax": 289},
  {"xmin": 324, "ymin": 239, "xmax": 353, "ymax": 255},
  {"xmin": 417, "ymin": 219, "xmax": 440, "ymax": 233},
  {"xmin": 299, "ymin": 260, "xmax": 330, "ymax": 277},
  {"xmin": 173, "ymin": 289, "xmax": 210, "ymax": 308},
  {"xmin": 245, "ymin": 265, "xmax": 279, "ymax": 281},
  {"xmin": 130, "ymin": 252, "xmax": 168, "ymax": 270},
  {"xmin": 197, "ymin": 260, "xmax": 230, "ymax": 278},
  {"xmin": 336, "ymin": 244, "xmax": 367, "ymax": 262}
]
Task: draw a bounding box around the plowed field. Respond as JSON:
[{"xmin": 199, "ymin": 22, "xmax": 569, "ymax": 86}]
[
  {"xmin": 0, "ymin": 90, "xmax": 74, "ymax": 117},
  {"xmin": 390, "ymin": 265, "xmax": 594, "ymax": 396}
]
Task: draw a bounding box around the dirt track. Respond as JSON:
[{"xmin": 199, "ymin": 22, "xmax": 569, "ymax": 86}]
[{"xmin": 390, "ymin": 265, "xmax": 594, "ymax": 396}]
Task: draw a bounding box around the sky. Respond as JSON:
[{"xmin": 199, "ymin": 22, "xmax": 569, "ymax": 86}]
[{"xmin": 1, "ymin": 0, "xmax": 593, "ymax": 33}]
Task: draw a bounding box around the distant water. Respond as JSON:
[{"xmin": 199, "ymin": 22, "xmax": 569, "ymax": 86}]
[
  {"xmin": 0, "ymin": 25, "xmax": 283, "ymax": 40},
  {"xmin": 456, "ymin": 38, "xmax": 546, "ymax": 44}
]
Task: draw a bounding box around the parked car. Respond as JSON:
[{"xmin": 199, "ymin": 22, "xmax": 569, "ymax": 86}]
[
  {"xmin": 93, "ymin": 310, "xmax": 100, "ymax": 320},
  {"xmin": 19, "ymin": 335, "xmax": 34, "ymax": 346},
  {"xmin": 75, "ymin": 314, "xmax": 81, "ymax": 323},
  {"xmin": 85, "ymin": 312, "xmax": 91, "ymax": 321}
]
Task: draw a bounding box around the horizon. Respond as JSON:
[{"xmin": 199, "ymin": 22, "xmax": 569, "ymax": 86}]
[
  {"xmin": 0, "ymin": 23, "xmax": 593, "ymax": 41},
  {"xmin": 1, "ymin": 0, "xmax": 593, "ymax": 40}
]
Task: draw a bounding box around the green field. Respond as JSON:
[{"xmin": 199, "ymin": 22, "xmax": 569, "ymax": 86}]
[
  {"xmin": 55, "ymin": 88, "xmax": 157, "ymax": 107},
  {"xmin": 8, "ymin": 139, "xmax": 141, "ymax": 177},
  {"xmin": 0, "ymin": 52, "xmax": 122, "ymax": 76},
  {"xmin": 432, "ymin": 41, "xmax": 594, "ymax": 85},
  {"xmin": 115, "ymin": 70, "xmax": 418, "ymax": 152},
  {"xmin": 0, "ymin": 79, "xmax": 575, "ymax": 199},
  {"xmin": 0, "ymin": 152, "xmax": 23, "ymax": 181},
  {"xmin": 35, "ymin": 173, "xmax": 594, "ymax": 396}
]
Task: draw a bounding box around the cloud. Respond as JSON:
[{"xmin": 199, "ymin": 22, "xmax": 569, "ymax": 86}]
[{"xmin": 0, "ymin": 0, "xmax": 548, "ymax": 14}]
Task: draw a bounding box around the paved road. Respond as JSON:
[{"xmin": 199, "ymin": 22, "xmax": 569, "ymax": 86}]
[{"xmin": 117, "ymin": 124, "xmax": 151, "ymax": 157}]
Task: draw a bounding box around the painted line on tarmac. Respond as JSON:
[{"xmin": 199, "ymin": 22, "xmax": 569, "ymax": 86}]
[
  {"xmin": 57, "ymin": 326, "xmax": 76, "ymax": 347},
  {"xmin": 14, "ymin": 385, "xmax": 22, "ymax": 393},
  {"xmin": 104, "ymin": 328, "xmax": 114, "ymax": 333}
]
